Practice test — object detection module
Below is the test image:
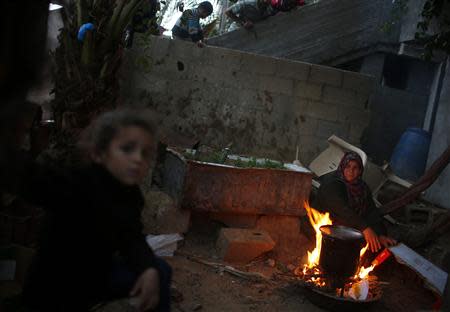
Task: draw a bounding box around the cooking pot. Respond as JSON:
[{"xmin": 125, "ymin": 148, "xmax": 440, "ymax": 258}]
[{"xmin": 319, "ymin": 225, "xmax": 365, "ymax": 283}]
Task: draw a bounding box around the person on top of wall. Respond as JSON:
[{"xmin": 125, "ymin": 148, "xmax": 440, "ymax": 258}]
[
  {"xmin": 125, "ymin": 0, "xmax": 166, "ymax": 48},
  {"xmin": 6, "ymin": 109, "xmax": 172, "ymax": 312},
  {"xmin": 172, "ymin": 1, "xmax": 213, "ymax": 47},
  {"xmin": 225, "ymin": 0, "xmax": 305, "ymax": 30},
  {"xmin": 313, "ymin": 151, "xmax": 397, "ymax": 253}
]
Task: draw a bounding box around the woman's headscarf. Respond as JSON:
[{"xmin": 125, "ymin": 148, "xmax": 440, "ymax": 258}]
[{"xmin": 336, "ymin": 151, "xmax": 368, "ymax": 215}]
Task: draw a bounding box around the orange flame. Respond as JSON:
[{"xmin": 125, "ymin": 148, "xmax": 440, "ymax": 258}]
[
  {"xmin": 356, "ymin": 244, "xmax": 376, "ymax": 279},
  {"xmin": 360, "ymin": 243, "xmax": 369, "ymax": 259},
  {"xmin": 303, "ymin": 201, "xmax": 332, "ymax": 269},
  {"xmin": 357, "ymin": 264, "xmax": 375, "ymax": 279},
  {"xmin": 302, "ymin": 201, "xmax": 377, "ymax": 284}
]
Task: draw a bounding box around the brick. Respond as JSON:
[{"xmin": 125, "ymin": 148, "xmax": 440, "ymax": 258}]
[
  {"xmin": 296, "ymin": 116, "xmax": 319, "ymax": 136},
  {"xmin": 295, "ymin": 81, "xmax": 323, "ymax": 100},
  {"xmin": 275, "ymin": 60, "xmax": 311, "ymax": 81},
  {"xmin": 349, "ymin": 122, "xmax": 368, "ymax": 143},
  {"xmin": 216, "ymin": 228, "xmax": 275, "ymax": 263},
  {"xmin": 354, "ymin": 92, "xmax": 371, "ymax": 109},
  {"xmin": 322, "ymin": 85, "xmax": 357, "ymax": 106},
  {"xmin": 241, "ymin": 53, "xmax": 277, "ymax": 75},
  {"xmin": 342, "ymin": 71, "xmax": 376, "ymax": 94},
  {"xmin": 259, "ymin": 76, "xmax": 294, "ymax": 96},
  {"xmin": 293, "ymin": 97, "xmax": 309, "ymax": 111},
  {"xmin": 297, "ymin": 135, "xmax": 329, "ymax": 164},
  {"xmin": 316, "ymin": 120, "xmax": 349, "ymax": 139},
  {"xmin": 309, "ymin": 65, "xmax": 343, "ymax": 87},
  {"xmin": 338, "ymin": 106, "xmax": 371, "ymax": 124},
  {"xmin": 304, "ymin": 100, "xmax": 338, "ymax": 122}
]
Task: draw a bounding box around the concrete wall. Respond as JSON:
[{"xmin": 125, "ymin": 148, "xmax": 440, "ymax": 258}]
[
  {"xmin": 425, "ymin": 59, "xmax": 450, "ymax": 209},
  {"xmin": 121, "ymin": 36, "xmax": 375, "ymax": 164},
  {"xmin": 208, "ymin": 0, "xmax": 399, "ymax": 65},
  {"xmin": 363, "ymin": 86, "xmax": 429, "ymax": 164}
]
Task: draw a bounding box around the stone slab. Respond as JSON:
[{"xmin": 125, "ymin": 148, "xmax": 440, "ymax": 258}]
[{"xmin": 216, "ymin": 228, "xmax": 275, "ymax": 263}]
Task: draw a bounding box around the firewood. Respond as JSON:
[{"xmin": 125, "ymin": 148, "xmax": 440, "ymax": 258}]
[{"xmin": 176, "ymin": 251, "xmax": 270, "ymax": 282}]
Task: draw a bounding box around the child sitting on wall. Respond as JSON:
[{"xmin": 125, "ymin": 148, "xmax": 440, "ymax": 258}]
[
  {"xmin": 8, "ymin": 109, "xmax": 171, "ymax": 312},
  {"xmin": 172, "ymin": 1, "xmax": 213, "ymax": 47}
]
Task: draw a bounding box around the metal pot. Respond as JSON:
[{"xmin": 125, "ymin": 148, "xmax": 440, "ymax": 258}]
[{"xmin": 319, "ymin": 225, "xmax": 365, "ymax": 284}]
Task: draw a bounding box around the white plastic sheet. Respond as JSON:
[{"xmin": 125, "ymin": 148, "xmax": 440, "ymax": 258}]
[
  {"xmin": 145, "ymin": 233, "xmax": 184, "ymax": 257},
  {"xmin": 389, "ymin": 243, "xmax": 448, "ymax": 295}
]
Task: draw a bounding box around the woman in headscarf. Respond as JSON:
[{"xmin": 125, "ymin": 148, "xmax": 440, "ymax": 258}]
[{"xmin": 313, "ymin": 151, "xmax": 396, "ymax": 252}]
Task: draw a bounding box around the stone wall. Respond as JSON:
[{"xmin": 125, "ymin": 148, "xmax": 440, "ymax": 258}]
[{"xmin": 121, "ymin": 36, "xmax": 375, "ymax": 164}]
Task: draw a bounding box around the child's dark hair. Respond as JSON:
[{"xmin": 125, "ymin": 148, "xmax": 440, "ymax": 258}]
[
  {"xmin": 198, "ymin": 1, "xmax": 213, "ymax": 14},
  {"xmin": 79, "ymin": 109, "xmax": 157, "ymax": 160}
]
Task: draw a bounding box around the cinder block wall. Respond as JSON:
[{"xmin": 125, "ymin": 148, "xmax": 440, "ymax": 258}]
[{"xmin": 121, "ymin": 36, "xmax": 375, "ymax": 164}]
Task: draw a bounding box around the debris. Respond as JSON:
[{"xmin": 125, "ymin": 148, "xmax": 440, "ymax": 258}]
[
  {"xmin": 308, "ymin": 135, "xmax": 367, "ymax": 178},
  {"xmin": 266, "ymin": 258, "xmax": 276, "ymax": 267},
  {"xmin": 191, "ymin": 303, "xmax": 202, "ymax": 311},
  {"xmin": 178, "ymin": 251, "xmax": 270, "ymax": 282},
  {"xmin": 216, "ymin": 228, "xmax": 275, "ymax": 264},
  {"xmin": 389, "ymin": 243, "xmax": 448, "ymax": 295},
  {"xmin": 347, "ymin": 279, "xmax": 369, "ymax": 300},
  {"xmin": 141, "ymin": 190, "xmax": 191, "ymax": 234},
  {"xmin": 287, "ymin": 264, "xmax": 296, "ymax": 271},
  {"xmin": 146, "ymin": 233, "xmax": 184, "ymax": 257},
  {"xmin": 180, "ymin": 151, "xmax": 312, "ymax": 216},
  {"xmin": 381, "ymin": 146, "xmax": 450, "ymax": 215},
  {"xmin": 293, "ymin": 145, "xmax": 305, "ymax": 167}
]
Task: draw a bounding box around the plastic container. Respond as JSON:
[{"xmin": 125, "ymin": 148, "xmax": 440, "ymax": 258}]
[{"xmin": 390, "ymin": 127, "xmax": 431, "ymax": 182}]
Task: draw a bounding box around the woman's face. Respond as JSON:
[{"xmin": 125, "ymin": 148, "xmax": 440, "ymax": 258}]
[{"xmin": 343, "ymin": 160, "xmax": 361, "ymax": 183}]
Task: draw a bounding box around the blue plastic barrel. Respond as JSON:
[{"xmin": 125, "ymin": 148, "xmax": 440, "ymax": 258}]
[{"xmin": 390, "ymin": 127, "xmax": 431, "ymax": 182}]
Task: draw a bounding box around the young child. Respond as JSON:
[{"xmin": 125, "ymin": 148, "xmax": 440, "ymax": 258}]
[
  {"xmin": 172, "ymin": 1, "xmax": 213, "ymax": 46},
  {"xmin": 12, "ymin": 109, "xmax": 171, "ymax": 311}
]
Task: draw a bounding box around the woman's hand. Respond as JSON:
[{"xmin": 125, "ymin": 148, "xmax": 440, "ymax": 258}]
[
  {"xmin": 130, "ymin": 267, "xmax": 160, "ymax": 312},
  {"xmin": 379, "ymin": 235, "xmax": 397, "ymax": 248},
  {"xmin": 363, "ymin": 227, "xmax": 381, "ymax": 252}
]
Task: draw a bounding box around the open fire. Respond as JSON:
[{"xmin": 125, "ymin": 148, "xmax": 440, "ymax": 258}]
[{"xmin": 295, "ymin": 201, "xmax": 384, "ymax": 301}]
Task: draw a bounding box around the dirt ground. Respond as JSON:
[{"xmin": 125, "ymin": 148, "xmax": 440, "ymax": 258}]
[
  {"xmin": 156, "ymin": 215, "xmax": 438, "ymax": 312},
  {"xmin": 1, "ymin": 214, "xmax": 439, "ymax": 312}
]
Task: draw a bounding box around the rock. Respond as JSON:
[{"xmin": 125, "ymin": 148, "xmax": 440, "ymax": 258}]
[
  {"xmin": 192, "ymin": 303, "xmax": 202, "ymax": 311},
  {"xmin": 216, "ymin": 228, "xmax": 275, "ymax": 264},
  {"xmin": 141, "ymin": 190, "xmax": 190, "ymax": 234}
]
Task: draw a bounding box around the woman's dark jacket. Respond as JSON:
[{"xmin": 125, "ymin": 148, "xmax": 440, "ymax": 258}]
[
  {"xmin": 313, "ymin": 171, "xmax": 386, "ymax": 235},
  {"xmin": 10, "ymin": 158, "xmax": 156, "ymax": 310}
]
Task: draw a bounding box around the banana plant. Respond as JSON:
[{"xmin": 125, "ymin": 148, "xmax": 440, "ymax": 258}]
[{"xmin": 52, "ymin": 0, "xmax": 145, "ymax": 143}]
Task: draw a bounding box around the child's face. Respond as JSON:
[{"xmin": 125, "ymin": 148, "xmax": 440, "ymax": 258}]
[
  {"xmin": 95, "ymin": 126, "xmax": 155, "ymax": 185},
  {"xmin": 199, "ymin": 8, "xmax": 211, "ymax": 18}
]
